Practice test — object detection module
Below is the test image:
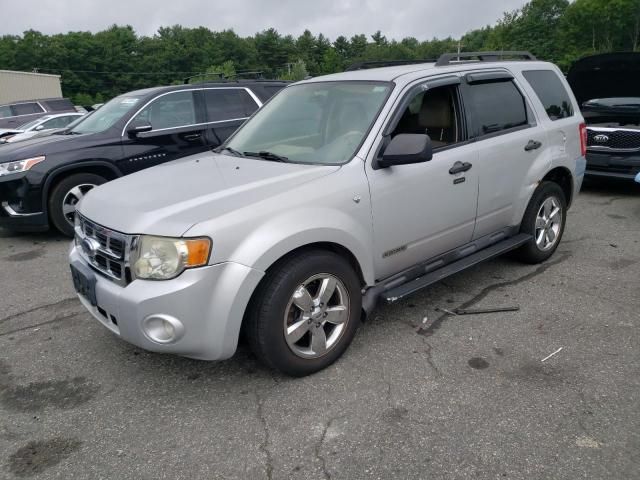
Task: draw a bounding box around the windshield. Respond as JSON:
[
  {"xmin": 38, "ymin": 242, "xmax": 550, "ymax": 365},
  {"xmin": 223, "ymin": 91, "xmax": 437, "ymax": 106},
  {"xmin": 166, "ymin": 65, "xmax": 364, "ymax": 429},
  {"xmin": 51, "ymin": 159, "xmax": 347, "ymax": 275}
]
[
  {"xmin": 226, "ymin": 81, "xmax": 392, "ymax": 165},
  {"xmin": 70, "ymin": 95, "xmax": 143, "ymax": 134}
]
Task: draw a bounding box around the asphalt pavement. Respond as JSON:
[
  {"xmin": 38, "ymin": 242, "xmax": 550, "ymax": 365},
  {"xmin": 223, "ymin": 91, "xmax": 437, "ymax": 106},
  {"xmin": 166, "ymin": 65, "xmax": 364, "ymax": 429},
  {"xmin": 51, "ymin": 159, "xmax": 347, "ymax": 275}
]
[{"xmin": 1, "ymin": 179, "xmax": 639, "ymax": 479}]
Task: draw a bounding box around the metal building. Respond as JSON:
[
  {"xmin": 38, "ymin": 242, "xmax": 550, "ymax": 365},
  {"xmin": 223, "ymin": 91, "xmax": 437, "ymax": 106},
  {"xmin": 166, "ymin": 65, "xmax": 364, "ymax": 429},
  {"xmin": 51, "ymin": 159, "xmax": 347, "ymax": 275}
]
[{"xmin": 0, "ymin": 70, "xmax": 63, "ymax": 104}]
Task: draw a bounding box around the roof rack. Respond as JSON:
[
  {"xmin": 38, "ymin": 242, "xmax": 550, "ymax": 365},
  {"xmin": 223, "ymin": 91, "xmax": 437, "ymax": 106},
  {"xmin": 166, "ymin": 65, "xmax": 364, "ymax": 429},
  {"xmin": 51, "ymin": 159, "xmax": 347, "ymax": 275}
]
[
  {"xmin": 345, "ymin": 59, "xmax": 435, "ymax": 71},
  {"xmin": 435, "ymin": 51, "xmax": 537, "ymax": 67}
]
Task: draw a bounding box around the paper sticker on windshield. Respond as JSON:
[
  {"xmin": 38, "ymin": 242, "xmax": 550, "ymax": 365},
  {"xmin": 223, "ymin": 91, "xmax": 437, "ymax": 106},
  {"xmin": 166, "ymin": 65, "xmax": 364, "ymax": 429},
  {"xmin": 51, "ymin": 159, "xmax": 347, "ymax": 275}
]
[
  {"xmin": 373, "ymin": 86, "xmax": 387, "ymax": 92},
  {"xmin": 121, "ymin": 98, "xmax": 139, "ymax": 105}
]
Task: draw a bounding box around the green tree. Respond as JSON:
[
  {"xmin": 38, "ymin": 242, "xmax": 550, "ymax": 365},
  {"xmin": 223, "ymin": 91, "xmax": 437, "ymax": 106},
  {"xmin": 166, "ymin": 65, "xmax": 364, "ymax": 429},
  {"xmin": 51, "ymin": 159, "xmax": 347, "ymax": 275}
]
[{"xmin": 279, "ymin": 59, "xmax": 309, "ymax": 81}]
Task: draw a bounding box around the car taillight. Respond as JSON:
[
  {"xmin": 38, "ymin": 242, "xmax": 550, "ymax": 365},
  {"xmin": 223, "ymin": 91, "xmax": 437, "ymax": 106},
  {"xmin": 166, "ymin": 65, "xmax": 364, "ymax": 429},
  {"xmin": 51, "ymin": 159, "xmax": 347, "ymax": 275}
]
[{"xmin": 579, "ymin": 123, "xmax": 587, "ymax": 157}]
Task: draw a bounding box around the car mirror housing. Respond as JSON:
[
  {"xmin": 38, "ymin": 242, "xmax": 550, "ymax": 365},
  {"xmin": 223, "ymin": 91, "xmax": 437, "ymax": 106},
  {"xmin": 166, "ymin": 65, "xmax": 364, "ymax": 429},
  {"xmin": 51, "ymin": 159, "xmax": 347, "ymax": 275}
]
[
  {"xmin": 127, "ymin": 122, "xmax": 153, "ymax": 137},
  {"xmin": 378, "ymin": 133, "xmax": 433, "ymax": 168}
]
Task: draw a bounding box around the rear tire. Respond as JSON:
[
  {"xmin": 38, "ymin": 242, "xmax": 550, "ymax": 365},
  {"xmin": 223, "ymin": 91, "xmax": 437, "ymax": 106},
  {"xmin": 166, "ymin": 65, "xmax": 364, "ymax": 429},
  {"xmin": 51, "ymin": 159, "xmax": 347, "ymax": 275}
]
[
  {"xmin": 244, "ymin": 250, "xmax": 362, "ymax": 377},
  {"xmin": 49, "ymin": 173, "xmax": 107, "ymax": 237},
  {"xmin": 513, "ymin": 181, "xmax": 566, "ymax": 264}
]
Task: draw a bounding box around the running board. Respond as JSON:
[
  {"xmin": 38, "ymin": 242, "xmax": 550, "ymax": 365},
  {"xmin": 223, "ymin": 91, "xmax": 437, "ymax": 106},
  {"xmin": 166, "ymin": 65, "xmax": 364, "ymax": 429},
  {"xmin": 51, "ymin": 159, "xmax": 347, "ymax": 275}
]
[{"xmin": 383, "ymin": 233, "xmax": 532, "ymax": 303}]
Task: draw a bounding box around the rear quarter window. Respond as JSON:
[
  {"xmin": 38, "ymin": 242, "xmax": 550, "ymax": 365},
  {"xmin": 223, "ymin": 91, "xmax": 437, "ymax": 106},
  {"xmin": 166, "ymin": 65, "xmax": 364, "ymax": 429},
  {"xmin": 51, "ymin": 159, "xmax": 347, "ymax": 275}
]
[
  {"xmin": 522, "ymin": 70, "xmax": 574, "ymax": 121},
  {"xmin": 44, "ymin": 99, "xmax": 75, "ymax": 112}
]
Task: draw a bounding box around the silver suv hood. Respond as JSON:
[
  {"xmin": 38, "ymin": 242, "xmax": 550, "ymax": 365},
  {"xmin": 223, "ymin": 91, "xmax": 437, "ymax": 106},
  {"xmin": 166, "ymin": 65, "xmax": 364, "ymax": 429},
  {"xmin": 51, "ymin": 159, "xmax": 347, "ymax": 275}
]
[{"xmin": 79, "ymin": 152, "xmax": 340, "ymax": 236}]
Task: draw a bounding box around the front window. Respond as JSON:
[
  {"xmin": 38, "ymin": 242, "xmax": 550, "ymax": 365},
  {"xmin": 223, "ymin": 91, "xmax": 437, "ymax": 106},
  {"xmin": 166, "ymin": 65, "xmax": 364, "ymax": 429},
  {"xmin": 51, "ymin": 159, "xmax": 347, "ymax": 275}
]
[
  {"xmin": 130, "ymin": 91, "xmax": 196, "ymax": 130},
  {"xmin": 18, "ymin": 117, "xmax": 50, "ymax": 131},
  {"xmin": 71, "ymin": 95, "xmax": 144, "ymax": 134},
  {"xmin": 226, "ymin": 81, "xmax": 392, "ymax": 165}
]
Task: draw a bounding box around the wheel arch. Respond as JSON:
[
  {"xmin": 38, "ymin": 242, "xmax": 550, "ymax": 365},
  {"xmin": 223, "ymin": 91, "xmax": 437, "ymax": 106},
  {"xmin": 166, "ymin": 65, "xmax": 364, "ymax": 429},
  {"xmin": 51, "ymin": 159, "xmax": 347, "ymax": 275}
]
[
  {"xmin": 41, "ymin": 161, "xmax": 122, "ymax": 215},
  {"xmin": 541, "ymin": 166, "xmax": 574, "ymax": 207}
]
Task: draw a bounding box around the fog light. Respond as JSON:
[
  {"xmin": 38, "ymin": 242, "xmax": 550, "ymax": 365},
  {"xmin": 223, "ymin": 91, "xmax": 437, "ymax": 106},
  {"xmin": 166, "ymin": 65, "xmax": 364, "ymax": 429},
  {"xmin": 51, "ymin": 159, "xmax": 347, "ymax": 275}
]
[{"xmin": 142, "ymin": 314, "xmax": 185, "ymax": 344}]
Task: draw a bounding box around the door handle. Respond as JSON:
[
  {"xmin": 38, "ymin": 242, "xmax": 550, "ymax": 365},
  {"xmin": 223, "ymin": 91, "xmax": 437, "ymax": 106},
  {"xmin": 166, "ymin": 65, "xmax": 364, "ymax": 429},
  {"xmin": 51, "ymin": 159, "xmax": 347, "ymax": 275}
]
[
  {"xmin": 183, "ymin": 133, "xmax": 202, "ymax": 141},
  {"xmin": 449, "ymin": 161, "xmax": 472, "ymax": 175},
  {"xmin": 524, "ymin": 140, "xmax": 542, "ymax": 151}
]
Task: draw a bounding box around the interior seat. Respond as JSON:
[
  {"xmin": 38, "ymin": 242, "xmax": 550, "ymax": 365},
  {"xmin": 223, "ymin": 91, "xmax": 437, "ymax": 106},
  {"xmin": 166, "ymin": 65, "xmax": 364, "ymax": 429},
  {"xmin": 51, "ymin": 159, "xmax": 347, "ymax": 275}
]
[{"xmin": 418, "ymin": 90, "xmax": 455, "ymax": 148}]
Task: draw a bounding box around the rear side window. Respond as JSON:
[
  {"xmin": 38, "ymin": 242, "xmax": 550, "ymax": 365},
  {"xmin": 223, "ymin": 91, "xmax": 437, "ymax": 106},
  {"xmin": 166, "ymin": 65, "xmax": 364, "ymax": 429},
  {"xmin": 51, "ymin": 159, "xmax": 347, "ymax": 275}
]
[
  {"xmin": 466, "ymin": 81, "xmax": 528, "ymax": 136},
  {"xmin": 45, "ymin": 99, "xmax": 74, "ymax": 112},
  {"xmin": 204, "ymin": 89, "xmax": 258, "ymax": 122},
  {"xmin": 523, "ymin": 70, "xmax": 574, "ymax": 121},
  {"xmin": 0, "ymin": 106, "xmax": 11, "ymax": 118},
  {"xmin": 12, "ymin": 102, "xmax": 44, "ymax": 116}
]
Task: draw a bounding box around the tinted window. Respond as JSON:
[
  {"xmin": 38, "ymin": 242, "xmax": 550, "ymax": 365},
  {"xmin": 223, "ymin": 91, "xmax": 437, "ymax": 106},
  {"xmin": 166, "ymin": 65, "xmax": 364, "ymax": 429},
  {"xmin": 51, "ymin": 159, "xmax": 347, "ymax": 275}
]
[
  {"xmin": 42, "ymin": 116, "xmax": 76, "ymax": 129},
  {"xmin": 204, "ymin": 89, "xmax": 258, "ymax": 122},
  {"xmin": 132, "ymin": 91, "xmax": 196, "ymax": 130},
  {"xmin": 45, "ymin": 99, "xmax": 74, "ymax": 112},
  {"xmin": 523, "ymin": 70, "xmax": 574, "ymax": 121},
  {"xmin": 467, "ymin": 81, "xmax": 528, "ymax": 136},
  {"xmin": 0, "ymin": 106, "xmax": 11, "ymax": 118},
  {"xmin": 12, "ymin": 102, "xmax": 44, "ymax": 116}
]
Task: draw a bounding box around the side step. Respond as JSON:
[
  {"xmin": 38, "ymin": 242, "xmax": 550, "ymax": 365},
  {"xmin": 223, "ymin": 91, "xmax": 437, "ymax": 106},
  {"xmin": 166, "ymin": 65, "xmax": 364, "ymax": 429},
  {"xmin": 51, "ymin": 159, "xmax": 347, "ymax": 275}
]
[{"xmin": 383, "ymin": 233, "xmax": 532, "ymax": 303}]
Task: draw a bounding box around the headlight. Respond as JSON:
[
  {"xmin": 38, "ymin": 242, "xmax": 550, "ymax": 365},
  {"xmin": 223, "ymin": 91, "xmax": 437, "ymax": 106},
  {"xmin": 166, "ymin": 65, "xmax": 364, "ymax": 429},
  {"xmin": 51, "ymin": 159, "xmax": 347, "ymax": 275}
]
[
  {"xmin": 0, "ymin": 156, "xmax": 45, "ymax": 177},
  {"xmin": 132, "ymin": 235, "xmax": 211, "ymax": 280}
]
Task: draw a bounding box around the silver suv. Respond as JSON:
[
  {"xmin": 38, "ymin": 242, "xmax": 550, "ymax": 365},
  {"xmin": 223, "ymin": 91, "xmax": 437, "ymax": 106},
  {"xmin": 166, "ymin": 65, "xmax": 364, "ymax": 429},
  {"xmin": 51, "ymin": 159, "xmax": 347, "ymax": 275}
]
[{"xmin": 69, "ymin": 52, "xmax": 587, "ymax": 376}]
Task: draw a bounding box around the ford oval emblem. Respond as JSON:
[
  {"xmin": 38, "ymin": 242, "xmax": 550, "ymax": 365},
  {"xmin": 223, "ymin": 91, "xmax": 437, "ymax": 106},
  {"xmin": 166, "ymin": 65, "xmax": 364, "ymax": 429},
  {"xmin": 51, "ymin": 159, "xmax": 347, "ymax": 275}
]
[
  {"xmin": 81, "ymin": 237, "xmax": 101, "ymax": 259},
  {"xmin": 594, "ymin": 134, "xmax": 609, "ymax": 143}
]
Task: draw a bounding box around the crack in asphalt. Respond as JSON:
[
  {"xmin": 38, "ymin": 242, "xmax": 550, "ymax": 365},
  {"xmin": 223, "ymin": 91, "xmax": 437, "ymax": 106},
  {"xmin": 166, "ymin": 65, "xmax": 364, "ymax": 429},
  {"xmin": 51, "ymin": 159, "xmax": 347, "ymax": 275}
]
[
  {"xmin": 0, "ymin": 313, "xmax": 81, "ymax": 338},
  {"xmin": 255, "ymin": 392, "xmax": 274, "ymax": 480},
  {"xmin": 315, "ymin": 416, "xmax": 342, "ymax": 480},
  {"xmin": 0, "ymin": 298, "xmax": 78, "ymax": 325},
  {"xmin": 418, "ymin": 252, "xmax": 571, "ymax": 337},
  {"xmin": 422, "ymin": 339, "xmax": 443, "ymax": 377}
]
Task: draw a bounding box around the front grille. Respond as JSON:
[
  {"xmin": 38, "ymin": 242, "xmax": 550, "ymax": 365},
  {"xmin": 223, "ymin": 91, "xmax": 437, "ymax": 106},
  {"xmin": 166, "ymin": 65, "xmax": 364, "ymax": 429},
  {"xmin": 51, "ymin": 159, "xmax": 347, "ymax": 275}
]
[
  {"xmin": 587, "ymin": 128, "xmax": 640, "ymax": 151},
  {"xmin": 76, "ymin": 214, "xmax": 130, "ymax": 285}
]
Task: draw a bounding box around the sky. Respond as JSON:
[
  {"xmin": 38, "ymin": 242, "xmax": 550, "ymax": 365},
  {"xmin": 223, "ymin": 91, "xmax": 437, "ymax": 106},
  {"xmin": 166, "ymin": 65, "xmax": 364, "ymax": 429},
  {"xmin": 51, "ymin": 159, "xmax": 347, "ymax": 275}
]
[{"xmin": 2, "ymin": 0, "xmax": 530, "ymax": 40}]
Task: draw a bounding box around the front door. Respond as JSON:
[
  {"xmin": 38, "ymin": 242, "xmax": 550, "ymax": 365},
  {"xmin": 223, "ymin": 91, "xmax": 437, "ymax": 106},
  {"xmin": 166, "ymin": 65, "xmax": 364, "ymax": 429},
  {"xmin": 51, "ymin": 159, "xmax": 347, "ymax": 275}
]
[
  {"xmin": 366, "ymin": 79, "xmax": 479, "ymax": 280},
  {"xmin": 119, "ymin": 90, "xmax": 209, "ymax": 174}
]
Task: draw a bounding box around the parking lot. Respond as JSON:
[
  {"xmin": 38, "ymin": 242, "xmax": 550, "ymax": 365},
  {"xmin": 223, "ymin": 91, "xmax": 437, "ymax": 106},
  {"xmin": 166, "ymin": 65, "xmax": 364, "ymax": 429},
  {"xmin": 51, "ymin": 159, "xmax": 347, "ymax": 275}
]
[{"xmin": 0, "ymin": 180, "xmax": 638, "ymax": 479}]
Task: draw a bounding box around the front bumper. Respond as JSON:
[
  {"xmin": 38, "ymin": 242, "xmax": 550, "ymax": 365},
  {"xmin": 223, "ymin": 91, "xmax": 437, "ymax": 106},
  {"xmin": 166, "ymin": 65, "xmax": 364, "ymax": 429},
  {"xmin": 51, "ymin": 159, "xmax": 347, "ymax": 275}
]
[
  {"xmin": 585, "ymin": 151, "xmax": 640, "ymax": 180},
  {"xmin": 0, "ymin": 172, "xmax": 48, "ymax": 231},
  {"xmin": 69, "ymin": 244, "xmax": 264, "ymax": 360}
]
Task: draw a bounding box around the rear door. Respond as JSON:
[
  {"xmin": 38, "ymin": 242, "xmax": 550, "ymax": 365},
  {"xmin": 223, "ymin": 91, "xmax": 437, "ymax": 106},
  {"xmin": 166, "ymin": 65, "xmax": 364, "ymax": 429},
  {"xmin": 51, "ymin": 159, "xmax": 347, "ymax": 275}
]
[
  {"xmin": 460, "ymin": 71, "xmax": 548, "ymax": 239},
  {"xmin": 119, "ymin": 89, "xmax": 209, "ymax": 174},
  {"xmin": 202, "ymin": 87, "xmax": 261, "ymax": 147}
]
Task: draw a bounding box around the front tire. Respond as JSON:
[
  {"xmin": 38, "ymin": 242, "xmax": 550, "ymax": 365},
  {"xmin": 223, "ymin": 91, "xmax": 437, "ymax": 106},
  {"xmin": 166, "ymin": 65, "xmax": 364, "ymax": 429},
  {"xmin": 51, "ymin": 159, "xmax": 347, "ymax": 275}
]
[
  {"xmin": 244, "ymin": 250, "xmax": 362, "ymax": 376},
  {"xmin": 513, "ymin": 181, "xmax": 566, "ymax": 264},
  {"xmin": 49, "ymin": 173, "xmax": 107, "ymax": 237}
]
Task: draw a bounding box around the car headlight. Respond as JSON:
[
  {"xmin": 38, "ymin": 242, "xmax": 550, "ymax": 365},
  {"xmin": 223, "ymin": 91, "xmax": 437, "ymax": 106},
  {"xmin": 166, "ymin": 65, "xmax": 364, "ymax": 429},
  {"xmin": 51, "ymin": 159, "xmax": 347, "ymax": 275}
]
[
  {"xmin": 132, "ymin": 235, "xmax": 211, "ymax": 280},
  {"xmin": 0, "ymin": 156, "xmax": 45, "ymax": 177}
]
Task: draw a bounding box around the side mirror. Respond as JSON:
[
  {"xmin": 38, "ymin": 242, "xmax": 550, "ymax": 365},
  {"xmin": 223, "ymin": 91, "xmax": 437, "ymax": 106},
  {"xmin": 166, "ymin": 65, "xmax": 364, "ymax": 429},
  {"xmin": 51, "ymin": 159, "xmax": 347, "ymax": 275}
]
[
  {"xmin": 377, "ymin": 133, "xmax": 433, "ymax": 168},
  {"xmin": 127, "ymin": 122, "xmax": 153, "ymax": 137},
  {"xmin": 34, "ymin": 125, "xmax": 45, "ymax": 131}
]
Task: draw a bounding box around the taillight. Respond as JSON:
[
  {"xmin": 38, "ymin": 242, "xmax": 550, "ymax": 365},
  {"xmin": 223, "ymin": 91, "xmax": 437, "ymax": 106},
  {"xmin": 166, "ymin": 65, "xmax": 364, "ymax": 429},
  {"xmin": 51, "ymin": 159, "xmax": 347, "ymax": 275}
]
[{"xmin": 579, "ymin": 123, "xmax": 587, "ymax": 157}]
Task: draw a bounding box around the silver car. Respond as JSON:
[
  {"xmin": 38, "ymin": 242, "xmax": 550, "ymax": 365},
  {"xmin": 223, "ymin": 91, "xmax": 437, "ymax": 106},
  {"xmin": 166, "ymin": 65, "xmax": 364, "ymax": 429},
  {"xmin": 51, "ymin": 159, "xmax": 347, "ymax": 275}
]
[
  {"xmin": 69, "ymin": 52, "xmax": 587, "ymax": 376},
  {"xmin": 0, "ymin": 112, "xmax": 84, "ymax": 144}
]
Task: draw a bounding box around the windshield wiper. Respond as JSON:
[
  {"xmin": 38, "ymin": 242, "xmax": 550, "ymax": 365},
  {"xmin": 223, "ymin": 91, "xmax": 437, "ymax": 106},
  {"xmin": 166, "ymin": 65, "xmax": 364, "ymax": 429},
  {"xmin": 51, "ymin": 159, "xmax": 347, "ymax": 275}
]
[
  {"xmin": 213, "ymin": 146, "xmax": 244, "ymax": 157},
  {"xmin": 243, "ymin": 151, "xmax": 289, "ymax": 162}
]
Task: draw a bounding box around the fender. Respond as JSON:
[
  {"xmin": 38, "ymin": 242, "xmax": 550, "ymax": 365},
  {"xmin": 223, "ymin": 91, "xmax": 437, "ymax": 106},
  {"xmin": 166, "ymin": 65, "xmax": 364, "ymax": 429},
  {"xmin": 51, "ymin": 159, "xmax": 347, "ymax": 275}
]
[
  {"xmin": 226, "ymin": 207, "xmax": 376, "ymax": 286},
  {"xmin": 41, "ymin": 160, "xmax": 123, "ymax": 214}
]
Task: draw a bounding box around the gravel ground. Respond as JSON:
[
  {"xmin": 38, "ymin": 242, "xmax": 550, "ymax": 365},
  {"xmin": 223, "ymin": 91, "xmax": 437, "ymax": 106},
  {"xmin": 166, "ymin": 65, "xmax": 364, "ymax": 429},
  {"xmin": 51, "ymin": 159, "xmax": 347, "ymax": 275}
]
[{"xmin": 0, "ymin": 179, "xmax": 639, "ymax": 480}]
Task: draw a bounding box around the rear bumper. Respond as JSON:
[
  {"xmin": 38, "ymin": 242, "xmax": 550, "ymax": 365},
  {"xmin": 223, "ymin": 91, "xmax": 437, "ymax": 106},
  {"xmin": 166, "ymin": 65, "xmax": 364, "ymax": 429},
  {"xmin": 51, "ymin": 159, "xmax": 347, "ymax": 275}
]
[{"xmin": 585, "ymin": 151, "xmax": 640, "ymax": 180}]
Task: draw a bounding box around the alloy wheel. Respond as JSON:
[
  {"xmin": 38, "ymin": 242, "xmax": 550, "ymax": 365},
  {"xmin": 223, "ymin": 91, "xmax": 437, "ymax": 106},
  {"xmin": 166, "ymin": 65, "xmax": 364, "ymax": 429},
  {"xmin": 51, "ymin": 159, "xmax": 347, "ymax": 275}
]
[{"xmin": 535, "ymin": 196, "xmax": 562, "ymax": 251}]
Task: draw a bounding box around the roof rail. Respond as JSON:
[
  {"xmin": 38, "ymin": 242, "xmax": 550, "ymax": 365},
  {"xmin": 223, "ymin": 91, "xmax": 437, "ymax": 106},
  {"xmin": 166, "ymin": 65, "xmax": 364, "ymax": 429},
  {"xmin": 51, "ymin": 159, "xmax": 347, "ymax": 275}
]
[
  {"xmin": 183, "ymin": 70, "xmax": 267, "ymax": 84},
  {"xmin": 345, "ymin": 59, "xmax": 435, "ymax": 71},
  {"xmin": 435, "ymin": 51, "xmax": 537, "ymax": 67}
]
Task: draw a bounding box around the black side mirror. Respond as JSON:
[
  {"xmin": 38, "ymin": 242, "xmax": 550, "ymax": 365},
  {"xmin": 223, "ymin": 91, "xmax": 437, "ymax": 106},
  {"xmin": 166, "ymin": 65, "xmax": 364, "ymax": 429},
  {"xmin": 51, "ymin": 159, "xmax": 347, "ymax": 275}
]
[
  {"xmin": 127, "ymin": 122, "xmax": 153, "ymax": 137},
  {"xmin": 377, "ymin": 133, "xmax": 433, "ymax": 168}
]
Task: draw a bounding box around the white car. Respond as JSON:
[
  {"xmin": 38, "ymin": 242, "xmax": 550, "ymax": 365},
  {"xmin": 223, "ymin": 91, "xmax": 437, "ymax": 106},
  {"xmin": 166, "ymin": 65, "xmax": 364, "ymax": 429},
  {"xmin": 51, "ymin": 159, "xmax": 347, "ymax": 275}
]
[{"xmin": 0, "ymin": 113, "xmax": 85, "ymax": 144}]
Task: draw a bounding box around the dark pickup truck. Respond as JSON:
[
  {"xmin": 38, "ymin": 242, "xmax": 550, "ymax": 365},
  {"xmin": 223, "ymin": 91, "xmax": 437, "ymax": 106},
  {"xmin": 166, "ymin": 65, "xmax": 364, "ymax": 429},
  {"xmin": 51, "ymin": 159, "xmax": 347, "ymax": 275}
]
[{"xmin": 568, "ymin": 52, "xmax": 640, "ymax": 181}]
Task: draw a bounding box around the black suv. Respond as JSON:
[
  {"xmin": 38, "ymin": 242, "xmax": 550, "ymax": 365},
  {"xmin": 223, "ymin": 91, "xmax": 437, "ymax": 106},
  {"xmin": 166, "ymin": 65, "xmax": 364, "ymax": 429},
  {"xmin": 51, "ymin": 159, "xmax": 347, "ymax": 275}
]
[
  {"xmin": 568, "ymin": 52, "xmax": 640, "ymax": 181},
  {"xmin": 0, "ymin": 80, "xmax": 288, "ymax": 236}
]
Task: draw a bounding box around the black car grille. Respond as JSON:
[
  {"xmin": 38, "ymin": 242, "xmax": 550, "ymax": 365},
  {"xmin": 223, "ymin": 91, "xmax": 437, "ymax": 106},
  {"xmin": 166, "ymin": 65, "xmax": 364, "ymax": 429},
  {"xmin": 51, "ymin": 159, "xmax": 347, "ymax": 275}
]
[
  {"xmin": 587, "ymin": 128, "xmax": 640, "ymax": 151},
  {"xmin": 76, "ymin": 215, "xmax": 129, "ymax": 285}
]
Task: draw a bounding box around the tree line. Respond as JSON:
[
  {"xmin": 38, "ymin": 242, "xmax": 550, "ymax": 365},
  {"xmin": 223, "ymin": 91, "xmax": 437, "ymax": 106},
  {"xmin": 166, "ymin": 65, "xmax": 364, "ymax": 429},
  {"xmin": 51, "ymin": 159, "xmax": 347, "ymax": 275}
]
[{"xmin": 0, "ymin": 0, "xmax": 638, "ymax": 105}]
